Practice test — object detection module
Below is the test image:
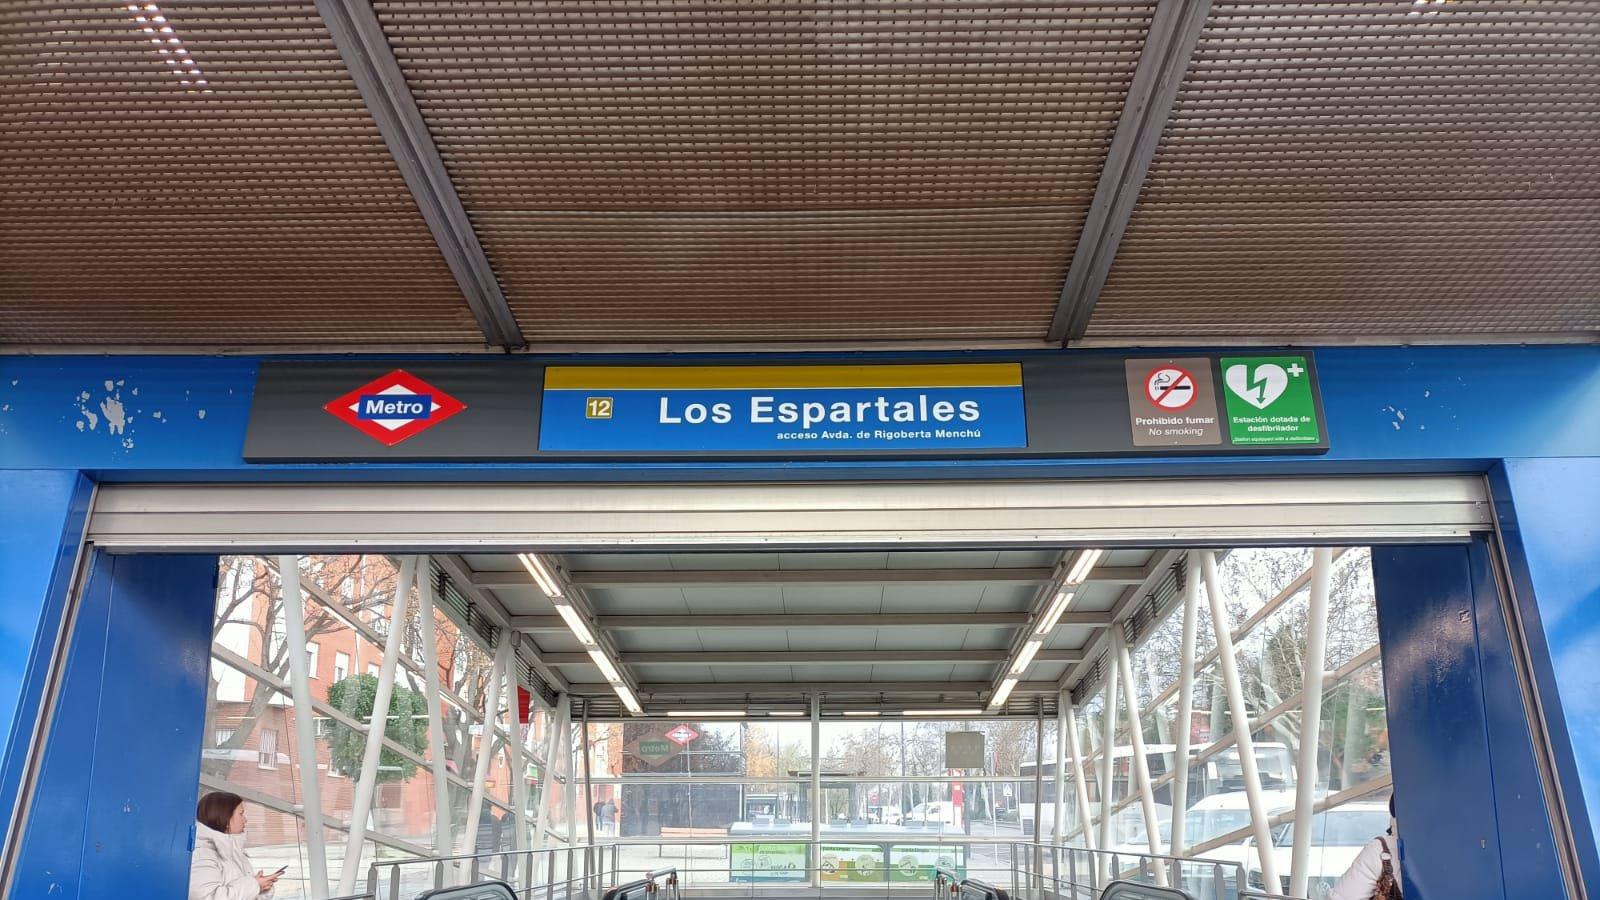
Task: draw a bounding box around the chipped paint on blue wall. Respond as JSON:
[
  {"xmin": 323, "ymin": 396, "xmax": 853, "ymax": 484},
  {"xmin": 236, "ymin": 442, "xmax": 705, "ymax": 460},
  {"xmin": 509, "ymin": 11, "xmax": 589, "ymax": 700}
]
[{"xmin": 0, "ymin": 357, "xmax": 257, "ymax": 468}]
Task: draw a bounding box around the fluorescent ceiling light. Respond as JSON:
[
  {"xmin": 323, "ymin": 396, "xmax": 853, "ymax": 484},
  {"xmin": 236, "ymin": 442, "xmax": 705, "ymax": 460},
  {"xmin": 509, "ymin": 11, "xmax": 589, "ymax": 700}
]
[
  {"xmin": 667, "ymin": 710, "xmax": 743, "ymax": 718},
  {"xmin": 1035, "ymin": 587, "xmax": 1076, "ymax": 635},
  {"xmin": 1065, "ymin": 549, "xmax": 1104, "ymax": 585},
  {"xmin": 841, "ymin": 710, "xmax": 880, "ymax": 717},
  {"xmin": 902, "ymin": 709, "xmax": 984, "ymax": 717},
  {"xmin": 555, "ymin": 604, "xmax": 595, "ymax": 646},
  {"xmin": 615, "ymin": 684, "xmax": 643, "ymax": 715},
  {"xmin": 764, "ymin": 710, "xmax": 806, "ymax": 717},
  {"xmin": 988, "ymin": 677, "xmax": 1018, "ymax": 709},
  {"xmin": 587, "ymin": 648, "xmax": 623, "ymax": 684},
  {"xmin": 1009, "ymin": 638, "xmax": 1043, "ymax": 676},
  {"xmin": 517, "ymin": 552, "xmax": 564, "ymax": 599}
]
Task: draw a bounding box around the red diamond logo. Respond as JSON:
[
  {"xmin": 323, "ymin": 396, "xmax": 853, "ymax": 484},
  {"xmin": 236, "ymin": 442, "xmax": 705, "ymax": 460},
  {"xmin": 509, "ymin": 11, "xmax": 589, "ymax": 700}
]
[
  {"xmin": 323, "ymin": 369, "xmax": 467, "ymax": 446},
  {"xmin": 665, "ymin": 724, "xmax": 700, "ymax": 746}
]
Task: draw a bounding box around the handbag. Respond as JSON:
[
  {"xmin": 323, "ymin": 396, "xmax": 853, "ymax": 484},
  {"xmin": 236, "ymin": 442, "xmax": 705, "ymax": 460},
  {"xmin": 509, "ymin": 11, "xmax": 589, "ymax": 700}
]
[{"xmin": 1373, "ymin": 836, "xmax": 1403, "ymax": 899}]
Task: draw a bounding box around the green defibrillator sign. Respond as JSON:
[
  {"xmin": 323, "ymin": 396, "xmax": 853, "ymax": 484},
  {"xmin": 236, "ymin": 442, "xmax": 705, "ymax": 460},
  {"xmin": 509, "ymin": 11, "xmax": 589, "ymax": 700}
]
[{"xmin": 1220, "ymin": 355, "xmax": 1322, "ymax": 445}]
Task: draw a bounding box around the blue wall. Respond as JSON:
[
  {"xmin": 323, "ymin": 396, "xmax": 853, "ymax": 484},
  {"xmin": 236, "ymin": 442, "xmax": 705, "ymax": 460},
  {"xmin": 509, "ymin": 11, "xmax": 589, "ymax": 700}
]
[
  {"xmin": 0, "ymin": 470, "xmax": 93, "ymax": 836},
  {"xmin": 7, "ymin": 552, "xmax": 216, "ymax": 900},
  {"xmin": 1373, "ymin": 541, "xmax": 1569, "ymax": 900},
  {"xmin": 1492, "ymin": 458, "xmax": 1600, "ymax": 899}
]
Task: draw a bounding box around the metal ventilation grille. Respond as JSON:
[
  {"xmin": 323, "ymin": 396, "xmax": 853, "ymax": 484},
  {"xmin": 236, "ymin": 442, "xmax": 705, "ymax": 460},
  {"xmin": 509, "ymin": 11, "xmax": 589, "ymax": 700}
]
[
  {"xmin": 0, "ymin": 2, "xmax": 481, "ymax": 345},
  {"xmin": 372, "ymin": 1, "xmax": 1157, "ymax": 342},
  {"xmin": 1090, "ymin": 1, "xmax": 1600, "ymax": 339}
]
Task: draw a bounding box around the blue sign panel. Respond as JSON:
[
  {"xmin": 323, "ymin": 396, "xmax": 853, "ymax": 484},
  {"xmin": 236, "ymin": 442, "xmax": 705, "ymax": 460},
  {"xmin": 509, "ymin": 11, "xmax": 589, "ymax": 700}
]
[{"xmin": 538, "ymin": 364, "xmax": 1028, "ymax": 453}]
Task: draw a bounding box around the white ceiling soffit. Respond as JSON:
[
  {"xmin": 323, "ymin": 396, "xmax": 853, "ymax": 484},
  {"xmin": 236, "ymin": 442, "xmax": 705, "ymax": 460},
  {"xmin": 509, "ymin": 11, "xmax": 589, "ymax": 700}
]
[{"xmin": 87, "ymin": 475, "xmax": 1489, "ymax": 551}]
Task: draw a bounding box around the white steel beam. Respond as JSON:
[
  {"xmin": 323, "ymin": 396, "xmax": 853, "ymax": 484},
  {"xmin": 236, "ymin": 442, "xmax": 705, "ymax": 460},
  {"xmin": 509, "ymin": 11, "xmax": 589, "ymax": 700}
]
[
  {"xmin": 1169, "ymin": 553, "xmax": 1201, "ymax": 859},
  {"xmin": 533, "ymin": 694, "xmax": 569, "ymax": 850},
  {"xmin": 475, "ymin": 565, "xmax": 1150, "ymax": 588},
  {"xmin": 1201, "ymin": 550, "xmax": 1280, "ymax": 891},
  {"xmin": 810, "ymin": 694, "xmax": 823, "ymax": 890},
  {"xmin": 278, "ymin": 557, "xmax": 330, "ymax": 900},
  {"xmin": 416, "ymin": 559, "xmax": 455, "ymax": 858},
  {"xmin": 1055, "ymin": 690, "xmax": 1069, "ymax": 843},
  {"xmin": 509, "ymin": 659, "xmax": 532, "ymax": 855},
  {"xmin": 336, "ymin": 556, "xmax": 417, "ymax": 896},
  {"xmin": 459, "ymin": 631, "xmax": 511, "ymax": 866},
  {"xmin": 1115, "ymin": 636, "xmax": 1168, "ymax": 886},
  {"xmin": 435, "ymin": 554, "xmax": 569, "ymax": 693},
  {"xmin": 543, "ymin": 649, "xmax": 1083, "ymax": 666},
  {"xmin": 1097, "ymin": 648, "xmax": 1120, "ymax": 858},
  {"xmin": 1288, "ymin": 549, "xmax": 1335, "ymax": 897},
  {"xmin": 1065, "ymin": 701, "xmax": 1097, "ymax": 851}
]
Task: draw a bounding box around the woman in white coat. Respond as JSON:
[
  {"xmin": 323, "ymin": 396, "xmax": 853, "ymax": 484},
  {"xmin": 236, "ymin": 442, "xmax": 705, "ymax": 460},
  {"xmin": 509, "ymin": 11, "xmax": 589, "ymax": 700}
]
[
  {"xmin": 191, "ymin": 791, "xmax": 280, "ymax": 900},
  {"xmin": 1328, "ymin": 795, "xmax": 1402, "ymax": 900}
]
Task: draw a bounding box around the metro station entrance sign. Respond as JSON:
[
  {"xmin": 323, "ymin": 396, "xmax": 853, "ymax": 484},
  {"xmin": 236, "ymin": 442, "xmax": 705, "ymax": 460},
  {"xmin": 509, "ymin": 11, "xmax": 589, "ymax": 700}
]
[{"xmin": 243, "ymin": 352, "xmax": 1327, "ymax": 461}]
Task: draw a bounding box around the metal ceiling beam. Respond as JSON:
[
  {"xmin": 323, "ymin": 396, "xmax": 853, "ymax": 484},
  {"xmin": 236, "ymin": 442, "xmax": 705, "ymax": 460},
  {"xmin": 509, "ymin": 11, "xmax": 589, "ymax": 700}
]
[
  {"xmin": 542, "ymin": 649, "xmax": 1085, "ymax": 666},
  {"xmin": 1058, "ymin": 549, "xmax": 1186, "ymax": 693},
  {"xmin": 475, "ymin": 566, "xmax": 1146, "ymax": 589},
  {"xmin": 433, "ymin": 554, "xmax": 569, "ymax": 694},
  {"xmin": 512, "ymin": 611, "xmax": 1113, "ymax": 631},
  {"xmin": 623, "ymin": 681, "xmax": 1064, "ymax": 697},
  {"xmin": 313, "ymin": 0, "xmax": 525, "ymax": 349},
  {"xmin": 1046, "ymin": 0, "xmax": 1212, "ymax": 343}
]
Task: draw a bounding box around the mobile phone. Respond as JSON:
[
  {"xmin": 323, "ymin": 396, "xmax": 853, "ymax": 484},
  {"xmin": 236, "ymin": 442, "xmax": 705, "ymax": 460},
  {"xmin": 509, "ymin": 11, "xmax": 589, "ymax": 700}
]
[{"xmin": 271, "ymin": 866, "xmax": 288, "ymax": 877}]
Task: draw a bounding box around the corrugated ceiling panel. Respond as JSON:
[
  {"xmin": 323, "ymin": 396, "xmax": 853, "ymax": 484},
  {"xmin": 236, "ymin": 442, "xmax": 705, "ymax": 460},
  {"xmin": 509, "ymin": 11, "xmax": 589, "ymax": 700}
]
[
  {"xmin": 0, "ymin": 1, "xmax": 480, "ymax": 345},
  {"xmin": 1090, "ymin": 0, "xmax": 1600, "ymax": 338},
  {"xmin": 372, "ymin": 1, "xmax": 1158, "ymax": 342}
]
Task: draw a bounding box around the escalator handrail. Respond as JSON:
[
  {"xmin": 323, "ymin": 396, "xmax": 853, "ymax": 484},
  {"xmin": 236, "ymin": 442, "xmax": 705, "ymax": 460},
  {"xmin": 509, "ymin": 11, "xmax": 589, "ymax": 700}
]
[
  {"xmin": 1097, "ymin": 879, "xmax": 1197, "ymax": 900},
  {"xmin": 601, "ymin": 866, "xmax": 679, "ymax": 900}
]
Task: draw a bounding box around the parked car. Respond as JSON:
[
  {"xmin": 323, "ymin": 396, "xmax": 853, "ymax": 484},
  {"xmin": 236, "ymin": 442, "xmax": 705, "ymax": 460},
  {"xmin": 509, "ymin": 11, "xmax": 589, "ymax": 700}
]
[
  {"xmin": 904, "ymin": 801, "xmax": 959, "ymax": 828},
  {"xmin": 1244, "ymin": 801, "xmax": 1392, "ymax": 899}
]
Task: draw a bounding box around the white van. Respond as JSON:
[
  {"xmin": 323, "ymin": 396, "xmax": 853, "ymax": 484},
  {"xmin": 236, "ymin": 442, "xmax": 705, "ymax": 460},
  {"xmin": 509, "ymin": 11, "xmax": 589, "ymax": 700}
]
[{"xmin": 1243, "ymin": 801, "xmax": 1392, "ymax": 899}]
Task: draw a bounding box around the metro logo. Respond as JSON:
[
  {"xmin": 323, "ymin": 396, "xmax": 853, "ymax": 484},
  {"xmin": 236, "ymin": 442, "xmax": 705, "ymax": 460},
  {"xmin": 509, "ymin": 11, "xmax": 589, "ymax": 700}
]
[
  {"xmin": 324, "ymin": 370, "xmax": 466, "ymax": 446},
  {"xmin": 358, "ymin": 395, "xmax": 432, "ymax": 420}
]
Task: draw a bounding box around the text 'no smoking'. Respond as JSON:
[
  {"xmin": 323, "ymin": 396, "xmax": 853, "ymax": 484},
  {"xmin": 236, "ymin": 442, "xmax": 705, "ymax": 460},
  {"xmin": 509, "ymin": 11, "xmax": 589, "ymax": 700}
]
[{"xmin": 1145, "ymin": 366, "xmax": 1197, "ymax": 410}]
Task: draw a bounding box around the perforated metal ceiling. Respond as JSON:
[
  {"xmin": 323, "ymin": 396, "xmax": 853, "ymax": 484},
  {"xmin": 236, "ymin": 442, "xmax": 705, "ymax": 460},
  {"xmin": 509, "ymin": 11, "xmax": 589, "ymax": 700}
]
[
  {"xmin": 0, "ymin": 1, "xmax": 481, "ymax": 345},
  {"xmin": 1088, "ymin": 0, "xmax": 1600, "ymax": 339},
  {"xmin": 1, "ymin": 1, "xmax": 1595, "ymax": 348},
  {"xmin": 370, "ymin": 0, "xmax": 1156, "ymax": 342}
]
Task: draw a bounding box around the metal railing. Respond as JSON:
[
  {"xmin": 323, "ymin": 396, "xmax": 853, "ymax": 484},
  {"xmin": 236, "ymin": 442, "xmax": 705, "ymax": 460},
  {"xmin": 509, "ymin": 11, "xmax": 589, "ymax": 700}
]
[{"xmin": 344, "ymin": 837, "xmax": 1303, "ymax": 900}]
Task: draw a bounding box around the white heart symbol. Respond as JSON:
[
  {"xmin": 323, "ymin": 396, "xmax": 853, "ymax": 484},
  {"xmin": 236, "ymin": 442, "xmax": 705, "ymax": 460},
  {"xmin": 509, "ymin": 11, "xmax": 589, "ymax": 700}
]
[{"xmin": 1225, "ymin": 363, "xmax": 1289, "ymax": 409}]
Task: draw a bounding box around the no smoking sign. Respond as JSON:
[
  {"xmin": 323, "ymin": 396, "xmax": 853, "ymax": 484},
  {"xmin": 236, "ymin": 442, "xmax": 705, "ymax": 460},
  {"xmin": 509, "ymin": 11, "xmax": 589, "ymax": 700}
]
[
  {"xmin": 1123, "ymin": 358, "xmax": 1222, "ymax": 448},
  {"xmin": 1144, "ymin": 366, "xmax": 1197, "ymax": 411}
]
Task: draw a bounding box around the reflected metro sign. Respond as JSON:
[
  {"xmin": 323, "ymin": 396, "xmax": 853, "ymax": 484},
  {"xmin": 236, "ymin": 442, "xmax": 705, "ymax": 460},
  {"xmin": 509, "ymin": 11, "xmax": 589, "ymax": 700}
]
[
  {"xmin": 322, "ymin": 369, "xmax": 467, "ymax": 446},
  {"xmin": 665, "ymin": 724, "xmax": 700, "ymax": 746}
]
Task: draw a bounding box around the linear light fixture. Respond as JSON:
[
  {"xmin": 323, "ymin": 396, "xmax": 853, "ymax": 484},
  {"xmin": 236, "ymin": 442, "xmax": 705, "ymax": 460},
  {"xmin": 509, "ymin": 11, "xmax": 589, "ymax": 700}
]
[
  {"xmin": 125, "ymin": 2, "xmax": 211, "ymax": 92},
  {"xmin": 1035, "ymin": 587, "xmax": 1077, "ymax": 635},
  {"xmin": 1009, "ymin": 638, "xmax": 1043, "ymax": 676},
  {"xmin": 615, "ymin": 684, "xmax": 643, "ymax": 716},
  {"xmin": 842, "ymin": 710, "xmax": 881, "ymax": 717},
  {"xmin": 554, "ymin": 604, "xmax": 595, "ymax": 646},
  {"xmin": 587, "ymin": 648, "xmax": 623, "ymax": 684},
  {"xmin": 988, "ymin": 677, "xmax": 1018, "ymax": 709},
  {"xmin": 902, "ymin": 709, "xmax": 984, "ymax": 717},
  {"xmin": 1064, "ymin": 548, "xmax": 1105, "ymax": 585},
  {"xmin": 765, "ymin": 710, "xmax": 806, "ymax": 717},
  {"xmin": 517, "ymin": 552, "xmax": 565, "ymax": 599},
  {"xmin": 667, "ymin": 710, "xmax": 743, "ymax": 718}
]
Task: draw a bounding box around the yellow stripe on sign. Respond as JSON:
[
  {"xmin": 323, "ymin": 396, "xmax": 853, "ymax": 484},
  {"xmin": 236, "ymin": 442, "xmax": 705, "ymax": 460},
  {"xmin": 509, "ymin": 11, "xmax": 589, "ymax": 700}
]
[{"xmin": 544, "ymin": 363, "xmax": 1023, "ymax": 391}]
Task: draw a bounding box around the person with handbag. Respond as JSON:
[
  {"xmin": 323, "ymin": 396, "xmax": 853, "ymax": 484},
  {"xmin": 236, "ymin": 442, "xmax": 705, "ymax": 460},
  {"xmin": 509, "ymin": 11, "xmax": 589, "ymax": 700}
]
[{"xmin": 1327, "ymin": 795, "xmax": 1403, "ymax": 900}]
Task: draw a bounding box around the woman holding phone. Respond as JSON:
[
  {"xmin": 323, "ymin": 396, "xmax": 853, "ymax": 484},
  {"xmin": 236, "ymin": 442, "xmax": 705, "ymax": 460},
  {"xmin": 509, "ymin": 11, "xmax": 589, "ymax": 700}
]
[{"xmin": 191, "ymin": 791, "xmax": 280, "ymax": 900}]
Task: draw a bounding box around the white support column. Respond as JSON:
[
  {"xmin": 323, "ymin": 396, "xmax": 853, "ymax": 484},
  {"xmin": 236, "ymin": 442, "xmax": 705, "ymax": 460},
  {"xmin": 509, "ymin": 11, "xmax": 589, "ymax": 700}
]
[
  {"xmin": 509, "ymin": 662, "xmax": 532, "ymax": 854},
  {"xmin": 459, "ymin": 629, "xmax": 512, "ymax": 863},
  {"xmin": 533, "ymin": 693, "xmax": 570, "ymax": 851},
  {"xmin": 1169, "ymin": 553, "xmax": 1201, "ymax": 859},
  {"xmin": 416, "ymin": 559, "xmax": 454, "ymax": 859},
  {"xmin": 581, "ymin": 706, "xmax": 595, "ymax": 846},
  {"xmin": 564, "ymin": 714, "xmax": 578, "ymax": 845},
  {"xmin": 336, "ymin": 556, "xmax": 417, "ymax": 896},
  {"xmin": 1065, "ymin": 701, "xmax": 1096, "ymax": 851},
  {"xmin": 1034, "ymin": 704, "xmax": 1046, "ymax": 877},
  {"xmin": 1288, "ymin": 549, "xmax": 1334, "ymax": 898},
  {"xmin": 1055, "ymin": 690, "xmax": 1069, "ymax": 843},
  {"xmin": 279, "ymin": 556, "xmax": 330, "ymax": 900},
  {"xmin": 1201, "ymin": 551, "xmax": 1280, "ymax": 891},
  {"xmin": 1097, "ymin": 642, "xmax": 1120, "ymax": 857},
  {"xmin": 810, "ymin": 694, "xmax": 822, "ymax": 890},
  {"xmin": 1115, "ymin": 639, "xmax": 1167, "ymax": 886}
]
